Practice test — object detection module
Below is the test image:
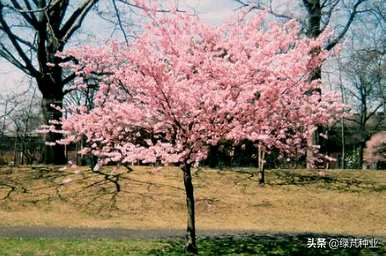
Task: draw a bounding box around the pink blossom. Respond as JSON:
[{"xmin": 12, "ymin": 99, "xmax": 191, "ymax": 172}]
[{"xmin": 45, "ymin": 8, "xmax": 344, "ymax": 168}]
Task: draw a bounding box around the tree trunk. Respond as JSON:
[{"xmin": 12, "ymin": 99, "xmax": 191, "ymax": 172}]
[
  {"xmin": 40, "ymin": 81, "xmax": 66, "ymax": 165},
  {"xmin": 358, "ymin": 142, "xmax": 365, "ymax": 169},
  {"xmin": 258, "ymin": 145, "xmax": 265, "ymax": 185},
  {"xmin": 182, "ymin": 163, "xmax": 197, "ymax": 255},
  {"xmin": 341, "ymin": 119, "xmax": 345, "ymax": 169},
  {"xmin": 306, "ymin": 124, "xmax": 322, "ymax": 169},
  {"xmin": 339, "ymin": 82, "xmax": 346, "ymax": 169},
  {"xmin": 13, "ymin": 134, "xmax": 18, "ymax": 165},
  {"xmin": 21, "ymin": 141, "xmax": 25, "ymax": 165},
  {"xmin": 306, "ymin": 132, "xmax": 314, "ymax": 169},
  {"xmin": 304, "ymin": 0, "xmax": 322, "ymax": 169}
]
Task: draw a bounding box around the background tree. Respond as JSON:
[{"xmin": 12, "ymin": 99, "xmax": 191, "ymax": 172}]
[
  {"xmin": 337, "ymin": 48, "xmax": 385, "ymax": 168},
  {"xmin": 0, "ymin": 0, "xmax": 100, "ymax": 164},
  {"xmin": 0, "ymin": 92, "xmax": 19, "ymax": 136},
  {"xmin": 0, "ymin": 90, "xmax": 22, "ymax": 164},
  {"xmin": 9, "ymin": 87, "xmax": 42, "ymax": 164},
  {"xmin": 0, "ymin": 84, "xmax": 42, "ymax": 164}
]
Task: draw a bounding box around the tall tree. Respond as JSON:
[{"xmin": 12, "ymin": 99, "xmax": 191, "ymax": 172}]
[
  {"xmin": 339, "ymin": 48, "xmax": 385, "ymax": 168},
  {"xmin": 0, "ymin": 0, "xmax": 99, "ymax": 164}
]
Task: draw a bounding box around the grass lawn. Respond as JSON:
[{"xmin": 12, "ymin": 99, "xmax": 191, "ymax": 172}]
[
  {"xmin": 0, "ymin": 238, "xmax": 164, "ymax": 256},
  {"xmin": 0, "ymin": 166, "xmax": 385, "ymax": 236},
  {"xmin": 0, "ymin": 235, "xmax": 385, "ymax": 256}
]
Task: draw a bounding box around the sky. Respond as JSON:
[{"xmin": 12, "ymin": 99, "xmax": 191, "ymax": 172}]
[
  {"xmin": 181, "ymin": 0, "xmax": 239, "ymax": 24},
  {"xmin": 0, "ymin": 0, "xmax": 239, "ymax": 98},
  {"xmin": 1, "ymin": 0, "xmax": 382, "ymax": 102}
]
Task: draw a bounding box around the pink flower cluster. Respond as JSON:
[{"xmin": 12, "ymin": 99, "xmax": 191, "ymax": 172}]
[
  {"xmin": 364, "ymin": 132, "xmax": 386, "ymax": 164},
  {"xmin": 51, "ymin": 8, "xmax": 345, "ymax": 167}
]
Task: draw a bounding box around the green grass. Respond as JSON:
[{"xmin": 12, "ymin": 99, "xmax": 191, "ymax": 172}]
[
  {"xmin": 0, "ymin": 235, "xmax": 384, "ymax": 256},
  {"xmin": 157, "ymin": 235, "xmax": 386, "ymax": 256},
  {"xmin": 0, "ymin": 238, "xmax": 165, "ymax": 256}
]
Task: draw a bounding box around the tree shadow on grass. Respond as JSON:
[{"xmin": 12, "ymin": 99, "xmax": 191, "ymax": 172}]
[
  {"xmin": 268, "ymin": 170, "xmax": 386, "ymax": 192},
  {"xmin": 151, "ymin": 234, "xmax": 385, "ymax": 256}
]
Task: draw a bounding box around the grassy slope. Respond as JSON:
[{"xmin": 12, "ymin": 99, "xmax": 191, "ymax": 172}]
[{"xmin": 0, "ymin": 166, "xmax": 385, "ymax": 236}]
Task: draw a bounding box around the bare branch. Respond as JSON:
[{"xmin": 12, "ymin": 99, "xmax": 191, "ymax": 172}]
[
  {"xmin": 62, "ymin": 72, "xmax": 76, "ymax": 87},
  {"xmin": 365, "ymin": 103, "xmax": 383, "ymax": 122},
  {"xmin": 234, "ymin": 0, "xmax": 294, "ymax": 20},
  {"xmin": 7, "ymin": 0, "xmax": 40, "ymax": 28},
  {"xmin": 59, "ymin": 0, "xmax": 99, "ymax": 43},
  {"xmin": 320, "ymin": 0, "xmax": 340, "ymax": 33},
  {"xmin": 111, "ymin": 0, "xmax": 129, "ymax": 46},
  {"xmin": 0, "ymin": 4, "xmax": 39, "ymax": 76},
  {"xmin": 325, "ymin": 0, "xmax": 369, "ymax": 50},
  {"xmin": 117, "ymin": 0, "xmax": 185, "ymax": 13},
  {"xmin": 0, "ymin": 44, "xmax": 30, "ymax": 74},
  {"xmin": 6, "ymin": 0, "xmax": 51, "ymax": 13}
]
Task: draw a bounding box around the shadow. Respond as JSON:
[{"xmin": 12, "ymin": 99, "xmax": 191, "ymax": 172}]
[
  {"xmin": 0, "ymin": 166, "xmax": 185, "ymax": 215},
  {"xmin": 269, "ymin": 171, "xmax": 339, "ymax": 185},
  {"xmin": 267, "ymin": 170, "xmax": 386, "ymax": 192},
  {"xmin": 151, "ymin": 233, "xmax": 386, "ymax": 256}
]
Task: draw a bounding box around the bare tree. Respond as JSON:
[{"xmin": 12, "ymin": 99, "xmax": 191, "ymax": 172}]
[
  {"xmin": 9, "ymin": 86, "xmax": 43, "ymax": 164},
  {"xmin": 0, "ymin": 84, "xmax": 41, "ymax": 164},
  {"xmin": 0, "ymin": 0, "xmax": 100, "ymax": 164},
  {"xmin": 234, "ymin": 0, "xmax": 369, "ymax": 44},
  {"xmin": 0, "ymin": 93, "xmax": 19, "ymax": 136},
  {"xmin": 339, "ymin": 48, "xmax": 385, "ymax": 168}
]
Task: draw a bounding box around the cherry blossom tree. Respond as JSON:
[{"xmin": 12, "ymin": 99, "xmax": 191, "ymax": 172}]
[{"xmin": 45, "ymin": 5, "xmax": 344, "ymax": 254}]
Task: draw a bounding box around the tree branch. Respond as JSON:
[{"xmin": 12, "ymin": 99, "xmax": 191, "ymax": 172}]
[
  {"xmin": 62, "ymin": 72, "xmax": 76, "ymax": 86},
  {"xmin": 4, "ymin": 31, "xmax": 37, "ymax": 51},
  {"xmin": 234, "ymin": 0, "xmax": 294, "ymax": 20},
  {"xmin": 0, "ymin": 44, "xmax": 30, "ymax": 74},
  {"xmin": 0, "ymin": 4, "xmax": 39, "ymax": 76},
  {"xmin": 117, "ymin": 0, "xmax": 185, "ymax": 13},
  {"xmin": 111, "ymin": 0, "xmax": 129, "ymax": 46},
  {"xmin": 325, "ymin": 0, "xmax": 368, "ymax": 50},
  {"xmin": 8, "ymin": 0, "xmax": 40, "ymax": 28},
  {"xmin": 365, "ymin": 103, "xmax": 383, "ymax": 123},
  {"xmin": 59, "ymin": 0, "xmax": 98, "ymax": 43},
  {"xmin": 320, "ymin": 0, "xmax": 340, "ymax": 33}
]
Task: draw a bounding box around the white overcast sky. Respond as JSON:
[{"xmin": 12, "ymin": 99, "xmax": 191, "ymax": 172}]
[{"xmin": 0, "ymin": 0, "xmax": 239, "ymax": 97}]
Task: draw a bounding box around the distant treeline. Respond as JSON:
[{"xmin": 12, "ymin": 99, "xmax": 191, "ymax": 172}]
[{"xmin": 1, "ymin": 128, "xmax": 385, "ymax": 169}]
